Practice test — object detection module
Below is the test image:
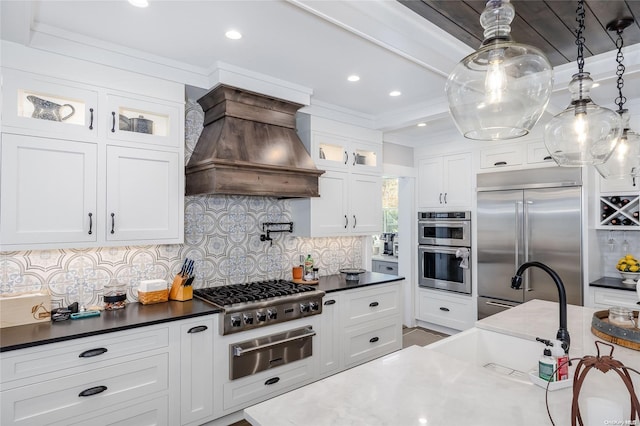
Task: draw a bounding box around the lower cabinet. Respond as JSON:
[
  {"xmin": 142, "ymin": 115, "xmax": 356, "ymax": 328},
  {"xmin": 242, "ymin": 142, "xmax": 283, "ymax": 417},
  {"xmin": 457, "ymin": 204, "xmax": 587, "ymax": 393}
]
[
  {"xmin": 319, "ymin": 281, "xmax": 403, "ymax": 377},
  {"xmin": 589, "ymin": 287, "xmax": 638, "ymax": 310},
  {"xmin": 372, "ymin": 259, "xmax": 398, "ymax": 274},
  {"xmin": 416, "ymin": 287, "xmax": 475, "ymax": 332}
]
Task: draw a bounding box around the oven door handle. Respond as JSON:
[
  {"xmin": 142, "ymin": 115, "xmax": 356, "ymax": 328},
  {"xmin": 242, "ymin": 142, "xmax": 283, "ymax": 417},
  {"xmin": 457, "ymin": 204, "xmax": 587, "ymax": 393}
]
[{"xmin": 232, "ymin": 327, "xmax": 316, "ymax": 357}]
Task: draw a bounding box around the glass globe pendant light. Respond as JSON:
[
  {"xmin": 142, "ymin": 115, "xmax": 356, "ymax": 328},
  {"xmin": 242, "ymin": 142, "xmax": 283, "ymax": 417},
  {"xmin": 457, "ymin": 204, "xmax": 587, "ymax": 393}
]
[
  {"xmin": 595, "ymin": 17, "xmax": 640, "ymax": 184},
  {"xmin": 445, "ymin": 0, "xmax": 553, "ymax": 141},
  {"xmin": 544, "ymin": 0, "xmax": 622, "ymax": 167}
]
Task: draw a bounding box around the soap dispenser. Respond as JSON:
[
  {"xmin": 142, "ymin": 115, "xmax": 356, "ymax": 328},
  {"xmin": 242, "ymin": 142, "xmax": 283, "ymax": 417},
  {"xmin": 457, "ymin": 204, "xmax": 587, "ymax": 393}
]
[{"xmin": 539, "ymin": 348, "xmax": 556, "ymax": 382}]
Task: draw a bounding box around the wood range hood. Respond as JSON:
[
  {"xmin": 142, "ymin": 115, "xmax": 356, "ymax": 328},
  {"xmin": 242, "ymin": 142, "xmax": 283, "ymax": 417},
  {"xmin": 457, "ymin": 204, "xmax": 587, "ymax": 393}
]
[{"xmin": 185, "ymin": 84, "xmax": 324, "ymax": 198}]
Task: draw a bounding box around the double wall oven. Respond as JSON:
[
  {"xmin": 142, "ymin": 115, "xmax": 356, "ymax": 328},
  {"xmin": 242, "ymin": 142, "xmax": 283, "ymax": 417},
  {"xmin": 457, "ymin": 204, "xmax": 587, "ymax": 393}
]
[{"xmin": 418, "ymin": 211, "xmax": 472, "ymax": 294}]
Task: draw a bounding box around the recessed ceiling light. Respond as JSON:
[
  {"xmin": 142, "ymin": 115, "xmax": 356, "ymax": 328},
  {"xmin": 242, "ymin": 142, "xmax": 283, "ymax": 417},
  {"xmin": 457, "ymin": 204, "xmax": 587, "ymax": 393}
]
[
  {"xmin": 389, "ymin": 90, "xmax": 402, "ymax": 97},
  {"xmin": 417, "ymin": 122, "xmax": 427, "ymax": 127},
  {"xmin": 128, "ymin": 0, "xmax": 148, "ymax": 7},
  {"xmin": 225, "ymin": 30, "xmax": 242, "ymax": 40},
  {"xmin": 347, "ymin": 75, "xmax": 360, "ymax": 82}
]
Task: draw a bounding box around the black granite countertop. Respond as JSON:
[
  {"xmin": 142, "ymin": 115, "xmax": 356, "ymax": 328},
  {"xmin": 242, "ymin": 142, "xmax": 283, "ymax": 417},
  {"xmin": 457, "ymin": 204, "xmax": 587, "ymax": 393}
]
[
  {"xmin": 589, "ymin": 276, "xmax": 637, "ymax": 292},
  {"xmin": 0, "ymin": 299, "xmax": 221, "ymax": 352},
  {"xmin": 315, "ymin": 271, "xmax": 404, "ymax": 293}
]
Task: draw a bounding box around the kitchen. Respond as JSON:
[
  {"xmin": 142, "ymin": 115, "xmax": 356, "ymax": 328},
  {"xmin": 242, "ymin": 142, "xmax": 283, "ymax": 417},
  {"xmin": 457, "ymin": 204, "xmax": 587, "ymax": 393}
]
[{"xmin": 1, "ymin": 0, "xmax": 640, "ymax": 425}]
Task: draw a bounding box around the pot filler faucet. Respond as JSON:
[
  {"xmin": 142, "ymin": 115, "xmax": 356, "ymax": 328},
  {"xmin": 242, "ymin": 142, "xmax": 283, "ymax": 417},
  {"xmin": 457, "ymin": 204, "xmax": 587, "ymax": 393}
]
[{"xmin": 511, "ymin": 261, "xmax": 570, "ymax": 355}]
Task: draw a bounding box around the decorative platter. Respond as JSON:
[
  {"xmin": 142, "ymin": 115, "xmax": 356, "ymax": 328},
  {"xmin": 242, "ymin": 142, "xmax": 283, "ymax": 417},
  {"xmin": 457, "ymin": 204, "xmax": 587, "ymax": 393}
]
[{"xmin": 339, "ymin": 268, "xmax": 366, "ymax": 281}]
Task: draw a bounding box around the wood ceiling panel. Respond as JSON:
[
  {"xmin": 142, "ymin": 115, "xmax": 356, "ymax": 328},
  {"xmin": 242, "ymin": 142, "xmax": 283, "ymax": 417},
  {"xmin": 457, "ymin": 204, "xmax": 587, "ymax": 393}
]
[{"xmin": 399, "ymin": 0, "xmax": 639, "ymax": 68}]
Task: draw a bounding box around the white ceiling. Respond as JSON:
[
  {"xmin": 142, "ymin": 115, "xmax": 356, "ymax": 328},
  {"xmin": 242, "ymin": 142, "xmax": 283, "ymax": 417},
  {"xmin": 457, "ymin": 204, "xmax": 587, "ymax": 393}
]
[{"xmin": 2, "ymin": 0, "xmax": 638, "ymax": 147}]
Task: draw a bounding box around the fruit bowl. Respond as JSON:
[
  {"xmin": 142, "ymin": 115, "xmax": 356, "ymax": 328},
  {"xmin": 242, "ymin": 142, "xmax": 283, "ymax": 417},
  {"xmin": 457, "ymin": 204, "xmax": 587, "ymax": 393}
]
[{"xmin": 619, "ymin": 271, "xmax": 640, "ymax": 285}]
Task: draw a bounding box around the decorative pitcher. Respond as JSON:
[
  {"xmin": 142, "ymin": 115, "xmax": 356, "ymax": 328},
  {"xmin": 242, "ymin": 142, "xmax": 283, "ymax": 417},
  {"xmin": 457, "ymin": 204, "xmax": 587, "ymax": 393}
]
[{"xmin": 27, "ymin": 95, "xmax": 75, "ymax": 122}]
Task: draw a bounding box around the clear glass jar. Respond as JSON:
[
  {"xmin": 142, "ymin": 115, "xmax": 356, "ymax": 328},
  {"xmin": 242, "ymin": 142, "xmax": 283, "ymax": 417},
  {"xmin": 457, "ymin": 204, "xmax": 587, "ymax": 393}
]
[
  {"xmin": 104, "ymin": 280, "xmax": 127, "ymax": 310},
  {"xmin": 608, "ymin": 306, "xmax": 635, "ymax": 327}
]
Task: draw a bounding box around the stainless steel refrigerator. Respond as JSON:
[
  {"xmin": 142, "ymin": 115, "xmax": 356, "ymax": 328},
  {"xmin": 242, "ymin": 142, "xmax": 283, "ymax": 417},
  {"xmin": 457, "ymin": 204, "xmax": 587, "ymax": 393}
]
[{"xmin": 476, "ymin": 168, "xmax": 583, "ymax": 319}]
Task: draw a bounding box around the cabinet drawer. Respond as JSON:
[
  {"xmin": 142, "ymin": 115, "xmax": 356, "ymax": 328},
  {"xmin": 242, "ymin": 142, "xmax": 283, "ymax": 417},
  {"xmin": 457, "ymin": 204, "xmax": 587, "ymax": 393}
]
[
  {"xmin": 1, "ymin": 353, "xmax": 169, "ymax": 426},
  {"xmin": 417, "ymin": 290, "xmax": 474, "ymax": 331},
  {"xmin": 592, "ymin": 288, "xmax": 639, "ymax": 310},
  {"xmin": 49, "ymin": 395, "xmax": 170, "ymax": 426},
  {"xmin": 480, "ymin": 145, "xmax": 523, "ymax": 169},
  {"xmin": 372, "ymin": 260, "xmax": 398, "ymax": 274},
  {"xmin": 341, "ymin": 284, "xmax": 400, "ymax": 326},
  {"xmin": 527, "ymin": 141, "xmax": 554, "ymax": 164},
  {"xmin": 342, "ymin": 316, "xmax": 402, "ymax": 368},
  {"xmin": 1, "ymin": 326, "xmax": 169, "ymax": 384},
  {"xmin": 223, "ymin": 358, "xmax": 315, "ymax": 411}
]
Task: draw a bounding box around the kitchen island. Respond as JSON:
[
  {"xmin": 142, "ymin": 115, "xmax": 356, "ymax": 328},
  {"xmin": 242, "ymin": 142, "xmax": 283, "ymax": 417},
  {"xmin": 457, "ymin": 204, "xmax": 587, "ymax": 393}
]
[{"xmin": 244, "ymin": 300, "xmax": 640, "ymax": 425}]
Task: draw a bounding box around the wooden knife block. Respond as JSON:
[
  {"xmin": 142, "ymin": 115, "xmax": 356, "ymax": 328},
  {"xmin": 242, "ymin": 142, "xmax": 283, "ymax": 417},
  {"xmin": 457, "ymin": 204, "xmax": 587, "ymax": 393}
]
[{"xmin": 169, "ymin": 275, "xmax": 192, "ymax": 301}]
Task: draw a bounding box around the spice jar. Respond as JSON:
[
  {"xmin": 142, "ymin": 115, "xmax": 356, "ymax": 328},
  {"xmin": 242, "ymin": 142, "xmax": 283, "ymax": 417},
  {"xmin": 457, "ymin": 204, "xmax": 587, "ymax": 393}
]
[
  {"xmin": 608, "ymin": 306, "xmax": 635, "ymax": 328},
  {"xmin": 104, "ymin": 280, "xmax": 127, "ymax": 310}
]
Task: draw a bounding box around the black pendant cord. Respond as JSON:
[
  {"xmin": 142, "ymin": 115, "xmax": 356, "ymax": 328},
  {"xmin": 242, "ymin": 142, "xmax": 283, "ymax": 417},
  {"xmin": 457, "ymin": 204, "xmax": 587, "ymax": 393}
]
[
  {"xmin": 614, "ymin": 28, "xmax": 626, "ymax": 112},
  {"xmin": 575, "ymin": 0, "xmax": 586, "ymax": 73}
]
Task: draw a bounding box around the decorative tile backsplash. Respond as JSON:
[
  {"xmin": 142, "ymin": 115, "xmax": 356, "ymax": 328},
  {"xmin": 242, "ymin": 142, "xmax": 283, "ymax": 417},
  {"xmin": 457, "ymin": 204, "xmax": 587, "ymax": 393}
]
[{"xmin": 0, "ymin": 100, "xmax": 364, "ymax": 308}]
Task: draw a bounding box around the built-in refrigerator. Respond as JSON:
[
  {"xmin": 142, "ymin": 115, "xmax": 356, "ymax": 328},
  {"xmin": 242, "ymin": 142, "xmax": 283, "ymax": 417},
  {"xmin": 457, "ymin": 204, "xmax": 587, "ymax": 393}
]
[{"xmin": 476, "ymin": 168, "xmax": 583, "ymax": 319}]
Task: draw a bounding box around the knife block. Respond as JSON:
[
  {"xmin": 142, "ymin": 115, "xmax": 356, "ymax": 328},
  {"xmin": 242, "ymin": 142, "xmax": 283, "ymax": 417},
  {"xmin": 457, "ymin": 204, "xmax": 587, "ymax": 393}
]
[{"xmin": 169, "ymin": 275, "xmax": 192, "ymax": 301}]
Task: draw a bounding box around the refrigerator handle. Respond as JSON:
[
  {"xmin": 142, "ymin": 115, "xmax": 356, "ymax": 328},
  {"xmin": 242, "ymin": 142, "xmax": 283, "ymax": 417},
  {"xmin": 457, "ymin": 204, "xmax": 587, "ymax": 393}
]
[
  {"xmin": 515, "ymin": 201, "xmax": 522, "ymax": 272},
  {"xmin": 524, "ymin": 200, "xmax": 533, "ymax": 292}
]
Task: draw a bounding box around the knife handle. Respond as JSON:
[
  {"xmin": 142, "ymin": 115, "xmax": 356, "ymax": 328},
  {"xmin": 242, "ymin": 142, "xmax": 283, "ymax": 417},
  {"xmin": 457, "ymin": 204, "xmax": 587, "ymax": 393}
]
[{"xmin": 71, "ymin": 311, "xmax": 101, "ymax": 320}]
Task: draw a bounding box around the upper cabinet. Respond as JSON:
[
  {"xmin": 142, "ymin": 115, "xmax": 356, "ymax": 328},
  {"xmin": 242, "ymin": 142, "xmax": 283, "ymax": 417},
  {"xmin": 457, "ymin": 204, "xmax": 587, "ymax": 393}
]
[
  {"xmin": 291, "ymin": 114, "xmax": 383, "ymax": 237},
  {"xmin": 2, "ymin": 68, "xmax": 99, "ymax": 140},
  {"xmin": 0, "ymin": 66, "xmax": 185, "ymax": 250},
  {"xmin": 478, "ymin": 140, "xmax": 556, "ymax": 171},
  {"xmin": 418, "ymin": 153, "xmax": 472, "ymax": 209}
]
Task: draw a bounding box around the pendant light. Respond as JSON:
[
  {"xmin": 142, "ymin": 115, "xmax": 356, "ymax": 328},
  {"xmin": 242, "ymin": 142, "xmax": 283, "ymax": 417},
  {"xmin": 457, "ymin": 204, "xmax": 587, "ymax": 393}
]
[
  {"xmin": 595, "ymin": 18, "xmax": 640, "ymax": 185},
  {"xmin": 445, "ymin": 0, "xmax": 553, "ymax": 141},
  {"xmin": 544, "ymin": 0, "xmax": 622, "ymax": 167}
]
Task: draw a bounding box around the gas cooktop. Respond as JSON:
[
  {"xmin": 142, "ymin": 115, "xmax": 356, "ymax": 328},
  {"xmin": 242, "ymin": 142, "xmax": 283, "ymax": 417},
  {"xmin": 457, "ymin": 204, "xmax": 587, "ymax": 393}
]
[{"xmin": 193, "ymin": 279, "xmax": 317, "ymax": 307}]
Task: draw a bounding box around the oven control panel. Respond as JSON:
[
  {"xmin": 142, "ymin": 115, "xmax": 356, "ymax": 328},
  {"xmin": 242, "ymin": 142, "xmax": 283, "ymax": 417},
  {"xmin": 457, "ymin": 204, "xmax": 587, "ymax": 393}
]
[{"xmin": 221, "ymin": 293, "xmax": 324, "ymax": 335}]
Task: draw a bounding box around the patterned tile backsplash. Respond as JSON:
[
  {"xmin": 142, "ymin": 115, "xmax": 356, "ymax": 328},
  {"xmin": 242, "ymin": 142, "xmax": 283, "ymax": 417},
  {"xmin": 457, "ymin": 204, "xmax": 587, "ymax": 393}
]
[{"xmin": 0, "ymin": 100, "xmax": 364, "ymax": 308}]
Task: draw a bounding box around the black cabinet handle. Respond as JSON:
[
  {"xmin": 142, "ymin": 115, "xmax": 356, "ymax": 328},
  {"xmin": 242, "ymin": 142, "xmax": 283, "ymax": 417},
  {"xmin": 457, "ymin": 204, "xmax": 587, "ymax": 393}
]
[
  {"xmin": 79, "ymin": 347, "xmax": 107, "ymax": 358},
  {"xmin": 324, "ymin": 299, "xmax": 336, "ymax": 305},
  {"xmin": 78, "ymin": 385, "xmax": 107, "ymax": 397},
  {"xmin": 111, "ymin": 111, "xmax": 116, "ymax": 132},
  {"xmin": 444, "ymin": 192, "xmax": 447, "ymax": 204},
  {"xmin": 439, "ymin": 307, "xmax": 450, "ymax": 312},
  {"xmin": 344, "ymin": 151, "xmax": 348, "ymax": 165},
  {"xmin": 494, "ymin": 161, "xmax": 507, "ymax": 166},
  {"xmin": 187, "ymin": 325, "xmax": 208, "ymax": 334},
  {"xmin": 110, "ymin": 213, "xmax": 115, "ymax": 234},
  {"xmin": 369, "ymin": 337, "xmax": 379, "ymax": 343},
  {"xmin": 353, "ymin": 152, "xmax": 357, "ymax": 166},
  {"xmin": 89, "ymin": 108, "xmax": 94, "ymax": 130},
  {"xmin": 543, "ymin": 155, "xmax": 553, "ymax": 161},
  {"xmin": 369, "ymin": 301, "xmax": 379, "ymax": 307},
  {"xmin": 353, "ymin": 215, "xmax": 356, "ymax": 229},
  {"xmin": 385, "ymin": 266, "xmax": 393, "ymax": 271},
  {"xmin": 344, "ymin": 215, "xmax": 348, "ymax": 229},
  {"xmin": 439, "ymin": 193, "xmax": 442, "ymax": 204},
  {"xmin": 264, "ymin": 377, "xmax": 280, "ymax": 386},
  {"xmin": 88, "ymin": 212, "xmax": 93, "ymax": 235}
]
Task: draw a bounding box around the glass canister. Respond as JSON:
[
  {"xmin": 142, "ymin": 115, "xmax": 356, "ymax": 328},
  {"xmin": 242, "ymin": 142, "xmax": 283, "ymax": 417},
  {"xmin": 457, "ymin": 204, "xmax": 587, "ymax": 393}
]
[
  {"xmin": 104, "ymin": 280, "xmax": 127, "ymax": 310},
  {"xmin": 608, "ymin": 306, "xmax": 635, "ymax": 328}
]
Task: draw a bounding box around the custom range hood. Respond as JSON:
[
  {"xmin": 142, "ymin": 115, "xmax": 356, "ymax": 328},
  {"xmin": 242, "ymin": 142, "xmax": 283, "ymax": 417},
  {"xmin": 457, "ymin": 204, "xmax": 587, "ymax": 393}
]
[{"xmin": 185, "ymin": 84, "xmax": 324, "ymax": 197}]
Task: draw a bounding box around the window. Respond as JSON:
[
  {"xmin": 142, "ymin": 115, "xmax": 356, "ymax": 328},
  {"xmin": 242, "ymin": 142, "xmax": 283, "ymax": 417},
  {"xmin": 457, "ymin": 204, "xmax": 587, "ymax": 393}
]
[{"xmin": 382, "ymin": 178, "xmax": 398, "ymax": 233}]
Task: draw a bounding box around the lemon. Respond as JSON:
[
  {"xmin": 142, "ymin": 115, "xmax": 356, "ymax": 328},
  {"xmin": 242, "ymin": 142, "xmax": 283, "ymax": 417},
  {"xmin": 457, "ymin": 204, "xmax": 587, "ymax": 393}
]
[{"xmin": 630, "ymin": 265, "xmax": 639, "ymax": 272}]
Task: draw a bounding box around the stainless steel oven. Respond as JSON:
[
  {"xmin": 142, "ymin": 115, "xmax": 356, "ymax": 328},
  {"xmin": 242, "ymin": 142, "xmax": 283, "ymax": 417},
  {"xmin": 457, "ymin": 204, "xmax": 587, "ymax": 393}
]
[{"xmin": 418, "ymin": 211, "xmax": 471, "ymax": 294}]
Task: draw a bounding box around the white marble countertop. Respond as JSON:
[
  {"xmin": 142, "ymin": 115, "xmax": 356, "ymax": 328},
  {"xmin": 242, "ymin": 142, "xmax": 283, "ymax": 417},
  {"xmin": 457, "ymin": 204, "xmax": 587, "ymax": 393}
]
[{"xmin": 244, "ymin": 300, "xmax": 640, "ymax": 426}]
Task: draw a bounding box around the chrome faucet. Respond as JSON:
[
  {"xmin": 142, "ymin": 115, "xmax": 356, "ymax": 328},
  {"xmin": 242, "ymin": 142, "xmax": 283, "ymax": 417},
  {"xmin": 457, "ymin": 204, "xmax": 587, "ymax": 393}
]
[{"xmin": 511, "ymin": 261, "xmax": 570, "ymax": 355}]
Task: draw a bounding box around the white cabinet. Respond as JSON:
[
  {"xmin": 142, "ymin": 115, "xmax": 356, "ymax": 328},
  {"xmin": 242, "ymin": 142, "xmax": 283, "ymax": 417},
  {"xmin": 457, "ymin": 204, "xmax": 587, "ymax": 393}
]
[
  {"xmin": 179, "ymin": 317, "xmax": 215, "ymax": 426},
  {"xmin": 416, "ymin": 288, "xmax": 475, "ymax": 332},
  {"xmin": 0, "ymin": 67, "xmax": 184, "ymax": 250},
  {"xmin": 0, "ymin": 134, "xmax": 97, "ymax": 248},
  {"xmin": 372, "ymin": 260, "xmax": 398, "ymax": 274},
  {"xmin": 589, "ymin": 287, "xmax": 639, "ymax": 310},
  {"xmin": 313, "ymin": 131, "xmax": 382, "ymax": 174},
  {"xmin": 479, "ymin": 144, "xmax": 523, "ymax": 169},
  {"xmin": 318, "ymin": 295, "xmax": 341, "ymax": 378},
  {"xmin": 106, "ymin": 146, "xmax": 181, "ymax": 242},
  {"xmin": 527, "ymin": 141, "xmax": 555, "ymax": 165},
  {"xmin": 0, "ymin": 324, "xmax": 174, "ymax": 426},
  {"xmin": 418, "ymin": 153, "xmax": 472, "ymax": 209}
]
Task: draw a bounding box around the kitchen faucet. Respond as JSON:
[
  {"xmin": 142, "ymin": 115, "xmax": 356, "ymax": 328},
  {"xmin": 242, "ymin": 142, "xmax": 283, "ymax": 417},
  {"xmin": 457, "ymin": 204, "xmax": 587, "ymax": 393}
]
[{"xmin": 511, "ymin": 261, "xmax": 570, "ymax": 355}]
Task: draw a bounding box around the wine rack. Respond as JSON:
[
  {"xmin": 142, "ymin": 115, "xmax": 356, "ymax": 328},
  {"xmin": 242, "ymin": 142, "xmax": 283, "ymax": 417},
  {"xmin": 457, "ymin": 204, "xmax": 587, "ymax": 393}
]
[{"xmin": 599, "ymin": 194, "xmax": 640, "ymax": 228}]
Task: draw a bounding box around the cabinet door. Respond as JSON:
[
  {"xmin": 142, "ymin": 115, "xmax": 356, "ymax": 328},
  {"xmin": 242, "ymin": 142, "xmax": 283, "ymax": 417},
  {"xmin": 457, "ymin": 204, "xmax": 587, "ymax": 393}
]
[
  {"xmin": 319, "ymin": 296, "xmax": 341, "ymax": 377},
  {"xmin": 418, "ymin": 157, "xmax": 444, "ymax": 208},
  {"xmin": 349, "ymin": 174, "xmax": 382, "ymax": 234},
  {"xmin": 106, "ymin": 146, "xmax": 181, "ymax": 242},
  {"xmin": 443, "ymin": 153, "xmax": 472, "ymax": 207},
  {"xmin": 2, "ymin": 68, "xmax": 99, "ymax": 139},
  {"xmin": 313, "ymin": 132, "xmax": 350, "ymax": 171},
  {"xmin": 180, "ymin": 317, "xmax": 214, "ymax": 425},
  {"xmin": 311, "ymin": 171, "xmax": 349, "ymax": 236},
  {"xmin": 598, "ymin": 174, "xmax": 639, "ymax": 193},
  {"xmin": 527, "ymin": 141, "xmax": 555, "ymax": 165},
  {"xmin": 105, "ymin": 94, "xmax": 181, "ymax": 148},
  {"xmin": 479, "ymin": 144, "xmax": 523, "ymax": 169},
  {"xmin": 350, "ymin": 139, "xmax": 382, "ymax": 174},
  {"xmin": 1, "ymin": 134, "xmax": 97, "ymax": 247}
]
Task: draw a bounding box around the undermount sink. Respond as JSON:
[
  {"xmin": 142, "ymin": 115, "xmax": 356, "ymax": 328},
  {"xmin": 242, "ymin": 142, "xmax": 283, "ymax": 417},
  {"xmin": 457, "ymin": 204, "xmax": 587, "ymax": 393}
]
[{"xmin": 426, "ymin": 327, "xmax": 542, "ymax": 384}]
